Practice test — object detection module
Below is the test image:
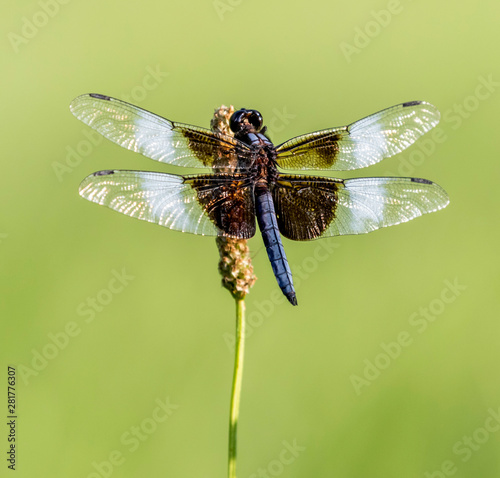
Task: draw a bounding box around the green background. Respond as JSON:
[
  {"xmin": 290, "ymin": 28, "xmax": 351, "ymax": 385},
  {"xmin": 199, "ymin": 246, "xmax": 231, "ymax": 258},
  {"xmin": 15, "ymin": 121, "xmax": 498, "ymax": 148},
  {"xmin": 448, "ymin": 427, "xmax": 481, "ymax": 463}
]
[{"xmin": 2, "ymin": 1, "xmax": 500, "ymax": 477}]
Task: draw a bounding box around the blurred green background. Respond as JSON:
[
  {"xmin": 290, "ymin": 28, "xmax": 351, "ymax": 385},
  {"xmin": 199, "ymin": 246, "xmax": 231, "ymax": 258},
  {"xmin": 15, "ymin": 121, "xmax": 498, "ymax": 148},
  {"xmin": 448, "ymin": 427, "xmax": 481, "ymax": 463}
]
[{"xmin": 2, "ymin": 1, "xmax": 500, "ymax": 477}]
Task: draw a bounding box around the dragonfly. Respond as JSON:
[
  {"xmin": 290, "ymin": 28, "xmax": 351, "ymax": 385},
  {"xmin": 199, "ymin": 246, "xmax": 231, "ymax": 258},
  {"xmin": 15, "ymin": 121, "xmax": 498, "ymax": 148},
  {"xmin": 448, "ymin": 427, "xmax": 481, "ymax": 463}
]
[{"xmin": 71, "ymin": 94, "xmax": 449, "ymax": 305}]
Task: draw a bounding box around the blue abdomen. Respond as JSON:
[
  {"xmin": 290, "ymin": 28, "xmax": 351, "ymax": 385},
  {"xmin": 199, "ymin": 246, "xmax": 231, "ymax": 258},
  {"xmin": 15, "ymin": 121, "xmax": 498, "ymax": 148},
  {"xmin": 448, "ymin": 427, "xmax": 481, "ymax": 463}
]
[{"xmin": 254, "ymin": 185, "xmax": 297, "ymax": 305}]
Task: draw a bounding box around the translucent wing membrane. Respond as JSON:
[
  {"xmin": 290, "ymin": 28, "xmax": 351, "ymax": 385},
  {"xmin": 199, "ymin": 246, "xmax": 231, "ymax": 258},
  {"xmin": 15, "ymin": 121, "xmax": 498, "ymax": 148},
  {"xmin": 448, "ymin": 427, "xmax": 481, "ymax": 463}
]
[
  {"xmin": 275, "ymin": 101, "xmax": 440, "ymax": 171},
  {"xmin": 70, "ymin": 94, "xmax": 251, "ymax": 170},
  {"xmin": 272, "ymin": 175, "xmax": 449, "ymax": 240},
  {"xmin": 79, "ymin": 171, "xmax": 256, "ymax": 238},
  {"xmin": 74, "ymin": 96, "xmax": 448, "ymax": 246}
]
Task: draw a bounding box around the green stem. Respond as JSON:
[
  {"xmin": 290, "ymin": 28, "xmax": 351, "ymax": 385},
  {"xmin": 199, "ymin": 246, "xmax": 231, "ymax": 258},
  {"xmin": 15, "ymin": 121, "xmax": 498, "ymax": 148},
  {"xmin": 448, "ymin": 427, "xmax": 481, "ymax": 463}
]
[{"xmin": 228, "ymin": 298, "xmax": 246, "ymax": 478}]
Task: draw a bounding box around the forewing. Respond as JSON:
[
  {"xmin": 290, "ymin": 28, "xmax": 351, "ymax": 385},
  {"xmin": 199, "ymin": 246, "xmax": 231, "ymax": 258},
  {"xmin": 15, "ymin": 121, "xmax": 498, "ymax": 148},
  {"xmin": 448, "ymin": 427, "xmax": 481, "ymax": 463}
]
[
  {"xmin": 272, "ymin": 175, "xmax": 449, "ymax": 240},
  {"xmin": 70, "ymin": 94, "xmax": 251, "ymax": 170},
  {"xmin": 79, "ymin": 170, "xmax": 256, "ymax": 238},
  {"xmin": 275, "ymin": 101, "xmax": 440, "ymax": 170}
]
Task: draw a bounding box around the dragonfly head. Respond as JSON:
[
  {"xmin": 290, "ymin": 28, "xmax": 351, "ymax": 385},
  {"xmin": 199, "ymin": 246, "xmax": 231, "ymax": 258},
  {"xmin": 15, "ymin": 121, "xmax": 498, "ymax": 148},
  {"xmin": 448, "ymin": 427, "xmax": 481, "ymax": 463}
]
[{"xmin": 230, "ymin": 108, "xmax": 263, "ymax": 134}]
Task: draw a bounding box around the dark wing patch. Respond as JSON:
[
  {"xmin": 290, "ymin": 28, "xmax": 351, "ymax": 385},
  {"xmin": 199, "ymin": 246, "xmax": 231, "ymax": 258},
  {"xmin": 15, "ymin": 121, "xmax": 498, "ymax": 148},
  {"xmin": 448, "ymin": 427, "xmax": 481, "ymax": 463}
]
[
  {"xmin": 178, "ymin": 127, "xmax": 248, "ymax": 171},
  {"xmin": 275, "ymin": 102, "xmax": 440, "ymax": 171},
  {"xmin": 70, "ymin": 94, "xmax": 251, "ymax": 170},
  {"xmin": 79, "ymin": 170, "xmax": 256, "ymax": 238},
  {"xmin": 276, "ymin": 129, "xmax": 347, "ymax": 170},
  {"xmin": 184, "ymin": 174, "xmax": 256, "ymax": 239},
  {"xmin": 272, "ymin": 175, "xmax": 343, "ymax": 240},
  {"xmin": 272, "ymin": 175, "xmax": 449, "ymax": 241}
]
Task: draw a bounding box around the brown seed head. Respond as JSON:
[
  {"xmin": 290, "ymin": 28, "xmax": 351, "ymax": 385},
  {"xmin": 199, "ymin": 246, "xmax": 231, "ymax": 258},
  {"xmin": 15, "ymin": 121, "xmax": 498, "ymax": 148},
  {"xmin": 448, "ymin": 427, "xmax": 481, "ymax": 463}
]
[{"xmin": 211, "ymin": 105, "xmax": 256, "ymax": 300}]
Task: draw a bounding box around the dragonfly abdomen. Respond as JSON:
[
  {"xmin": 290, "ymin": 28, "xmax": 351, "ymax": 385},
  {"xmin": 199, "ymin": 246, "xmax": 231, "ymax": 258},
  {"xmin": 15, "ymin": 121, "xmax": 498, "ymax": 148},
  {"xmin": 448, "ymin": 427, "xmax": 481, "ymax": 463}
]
[{"xmin": 254, "ymin": 185, "xmax": 297, "ymax": 306}]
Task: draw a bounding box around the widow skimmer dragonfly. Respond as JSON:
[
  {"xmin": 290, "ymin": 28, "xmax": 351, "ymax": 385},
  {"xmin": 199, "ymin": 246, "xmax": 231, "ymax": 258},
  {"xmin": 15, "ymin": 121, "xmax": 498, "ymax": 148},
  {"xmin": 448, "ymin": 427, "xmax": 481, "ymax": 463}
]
[{"xmin": 71, "ymin": 94, "xmax": 449, "ymax": 306}]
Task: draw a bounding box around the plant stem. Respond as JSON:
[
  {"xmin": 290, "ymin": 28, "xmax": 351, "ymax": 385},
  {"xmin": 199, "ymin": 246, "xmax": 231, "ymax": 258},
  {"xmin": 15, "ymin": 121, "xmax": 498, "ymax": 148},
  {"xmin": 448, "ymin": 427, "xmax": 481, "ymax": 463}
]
[{"xmin": 228, "ymin": 298, "xmax": 246, "ymax": 478}]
